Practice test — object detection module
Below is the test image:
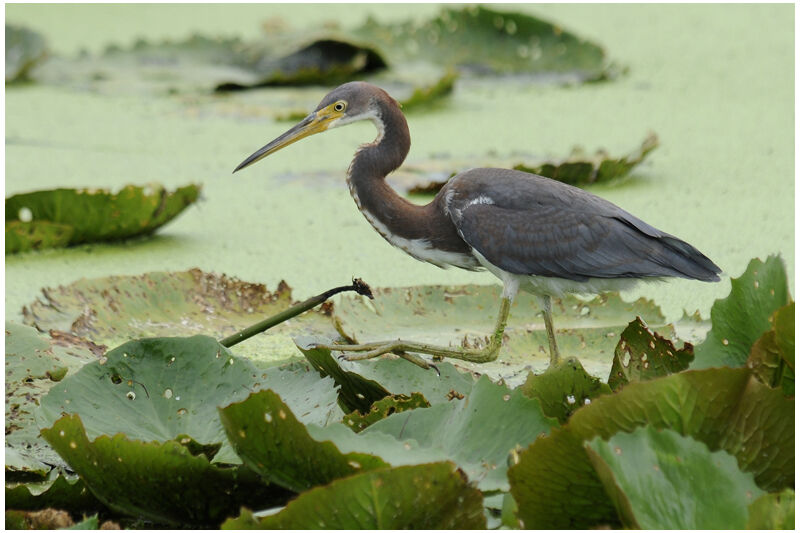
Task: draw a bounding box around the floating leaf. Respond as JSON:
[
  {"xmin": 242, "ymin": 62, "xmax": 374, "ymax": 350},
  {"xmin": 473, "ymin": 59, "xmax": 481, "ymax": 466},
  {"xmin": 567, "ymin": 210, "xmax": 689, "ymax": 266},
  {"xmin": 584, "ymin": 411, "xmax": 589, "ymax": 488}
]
[
  {"xmin": 37, "ymin": 335, "xmax": 341, "ymax": 465},
  {"xmin": 219, "ymin": 389, "xmax": 388, "ymax": 493},
  {"xmin": 360, "ymin": 376, "xmax": 557, "ymax": 491},
  {"xmin": 334, "ymin": 284, "xmax": 667, "ymax": 383},
  {"xmin": 223, "ymin": 462, "xmax": 486, "ymax": 529},
  {"xmin": 520, "ymin": 356, "xmax": 611, "ymax": 423},
  {"xmin": 5, "ymin": 322, "xmax": 101, "ymax": 476},
  {"xmin": 23, "ymin": 270, "xmax": 335, "ymax": 365},
  {"xmin": 342, "ymin": 392, "xmax": 430, "ymax": 432},
  {"xmin": 747, "ymin": 302, "xmax": 794, "ymax": 395},
  {"xmin": 5, "ymin": 471, "xmax": 104, "ymax": 515},
  {"xmin": 588, "ymin": 426, "xmax": 763, "ymax": 529},
  {"xmin": 747, "ymin": 489, "xmax": 795, "ymax": 529},
  {"xmin": 6, "ymin": 25, "xmax": 47, "ymax": 83},
  {"xmin": 693, "ymin": 256, "xmax": 790, "ymax": 369},
  {"xmin": 509, "ymin": 367, "xmax": 793, "ymax": 528},
  {"xmin": 41, "ymin": 414, "xmax": 291, "ymax": 526},
  {"xmin": 5, "ymin": 220, "xmax": 74, "ymax": 254},
  {"xmin": 5, "ymin": 184, "xmax": 200, "ymax": 253},
  {"xmin": 607, "ymin": 317, "xmax": 693, "ymax": 391}
]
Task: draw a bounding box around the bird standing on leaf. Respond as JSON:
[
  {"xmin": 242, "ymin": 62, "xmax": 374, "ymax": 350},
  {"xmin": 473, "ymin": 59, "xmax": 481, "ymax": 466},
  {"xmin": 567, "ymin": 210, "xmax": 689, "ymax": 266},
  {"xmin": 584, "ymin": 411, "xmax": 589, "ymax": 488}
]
[{"xmin": 235, "ymin": 81, "xmax": 720, "ymax": 370}]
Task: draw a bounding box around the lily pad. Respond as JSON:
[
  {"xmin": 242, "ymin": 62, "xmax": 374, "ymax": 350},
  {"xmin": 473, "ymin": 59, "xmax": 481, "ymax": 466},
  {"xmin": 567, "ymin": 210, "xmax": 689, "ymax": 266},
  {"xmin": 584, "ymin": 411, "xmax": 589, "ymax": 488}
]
[
  {"xmin": 297, "ymin": 340, "xmax": 475, "ymax": 412},
  {"xmin": 693, "ymin": 255, "xmax": 790, "ymax": 369},
  {"xmin": 5, "ymin": 184, "xmax": 200, "ymax": 253},
  {"xmin": 520, "ymin": 356, "xmax": 612, "ymax": 423},
  {"xmin": 587, "ymin": 426, "xmax": 763, "ymax": 529},
  {"xmin": 6, "ymin": 25, "xmax": 47, "ymax": 83},
  {"xmin": 22, "ymin": 270, "xmax": 336, "ymax": 365},
  {"xmin": 5, "ymin": 322, "xmax": 102, "ymax": 476},
  {"xmin": 389, "ymin": 133, "xmax": 658, "ymax": 195},
  {"xmin": 219, "ymin": 389, "xmax": 389, "ymax": 492},
  {"xmin": 607, "ymin": 317, "xmax": 694, "ymax": 391},
  {"xmin": 508, "ymin": 367, "xmax": 793, "ymax": 528},
  {"xmin": 37, "ymin": 335, "xmax": 341, "ymax": 465},
  {"xmin": 747, "ymin": 302, "xmax": 794, "ymax": 395},
  {"xmin": 333, "ymin": 284, "xmax": 668, "ymax": 383},
  {"xmin": 342, "ymin": 392, "xmax": 430, "ymax": 433},
  {"xmin": 222, "ymin": 462, "xmax": 486, "ymax": 529},
  {"xmin": 41, "ymin": 414, "xmax": 291, "ymax": 526},
  {"xmin": 747, "ymin": 489, "xmax": 795, "ymax": 529}
]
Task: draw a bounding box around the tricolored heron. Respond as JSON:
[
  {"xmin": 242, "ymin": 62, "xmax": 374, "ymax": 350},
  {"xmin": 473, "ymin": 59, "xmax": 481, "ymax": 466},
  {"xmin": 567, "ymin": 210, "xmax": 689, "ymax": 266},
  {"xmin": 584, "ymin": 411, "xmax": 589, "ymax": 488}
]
[{"xmin": 234, "ymin": 81, "xmax": 721, "ymax": 370}]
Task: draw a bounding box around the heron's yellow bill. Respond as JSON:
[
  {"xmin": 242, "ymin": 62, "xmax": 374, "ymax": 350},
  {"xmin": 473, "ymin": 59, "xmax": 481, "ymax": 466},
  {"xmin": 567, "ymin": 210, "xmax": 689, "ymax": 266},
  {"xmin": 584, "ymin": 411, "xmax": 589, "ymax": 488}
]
[{"xmin": 233, "ymin": 106, "xmax": 341, "ymax": 173}]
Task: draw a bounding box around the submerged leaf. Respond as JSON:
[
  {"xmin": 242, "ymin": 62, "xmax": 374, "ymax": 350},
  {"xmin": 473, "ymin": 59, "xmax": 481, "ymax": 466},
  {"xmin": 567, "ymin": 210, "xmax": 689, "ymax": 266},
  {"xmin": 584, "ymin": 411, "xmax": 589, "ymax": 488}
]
[
  {"xmin": 587, "ymin": 426, "xmax": 763, "ymax": 529},
  {"xmin": 5, "ymin": 471, "xmax": 104, "ymax": 515},
  {"xmin": 223, "ymin": 462, "xmax": 486, "ymax": 529},
  {"xmin": 607, "ymin": 317, "xmax": 693, "ymax": 391},
  {"xmin": 219, "ymin": 389, "xmax": 388, "ymax": 493},
  {"xmin": 342, "ymin": 392, "xmax": 431, "ymax": 433},
  {"xmin": 41, "ymin": 414, "xmax": 291, "ymax": 526},
  {"xmin": 693, "ymin": 255, "xmax": 790, "ymax": 369},
  {"xmin": 521, "ymin": 356, "xmax": 611, "ymax": 423},
  {"xmin": 5, "ymin": 184, "xmax": 200, "ymax": 253},
  {"xmin": 5, "ymin": 322, "xmax": 101, "ymax": 476},
  {"xmin": 23, "ymin": 270, "xmax": 335, "ymax": 365}
]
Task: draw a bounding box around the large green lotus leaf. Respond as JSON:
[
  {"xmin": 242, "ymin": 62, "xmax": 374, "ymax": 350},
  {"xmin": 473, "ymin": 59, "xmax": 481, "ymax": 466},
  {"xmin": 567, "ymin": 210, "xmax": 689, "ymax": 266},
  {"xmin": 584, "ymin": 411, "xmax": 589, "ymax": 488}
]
[
  {"xmin": 358, "ymin": 375, "xmax": 558, "ymax": 491},
  {"xmin": 693, "ymin": 256, "xmax": 790, "ymax": 369},
  {"xmin": 297, "ymin": 340, "xmax": 475, "ymax": 412},
  {"xmin": 5, "ymin": 220, "xmax": 74, "ymax": 254},
  {"xmin": 223, "ymin": 462, "xmax": 486, "ymax": 529},
  {"xmin": 747, "ymin": 489, "xmax": 795, "ymax": 529},
  {"xmin": 22, "ymin": 270, "xmax": 336, "ymax": 365},
  {"xmin": 607, "ymin": 317, "xmax": 693, "ymax": 391},
  {"xmin": 587, "ymin": 426, "xmax": 763, "ymax": 529},
  {"xmin": 747, "ymin": 302, "xmax": 794, "ymax": 395},
  {"xmin": 520, "ymin": 356, "xmax": 612, "ymax": 423},
  {"xmin": 41, "ymin": 414, "xmax": 291, "ymax": 526},
  {"xmin": 388, "ymin": 133, "xmax": 658, "ymax": 195},
  {"xmin": 5, "ymin": 322, "xmax": 102, "ymax": 476},
  {"xmin": 334, "ymin": 284, "xmax": 668, "ymax": 383},
  {"xmin": 508, "ymin": 367, "xmax": 793, "ymax": 528},
  {"xmin": 37, "ymin": 336, "xmax": 341, "ymax": 465},
  {"xmin": 5, "ymin": 184, "xmax": 200, "ymax": 252},
  {"xmin": 5, "ymin": 471, "xmax": 104, "ymax": 515},
  {"xmin": 353, "ymin": 5, "xmax": 612, "ymax": 81},
  {"xmin": 219, "ymin": 389, "xmax": 389, "ymax": 493},
  {"xmin": 6, "ymin": 25, "xmax": 47, "ymax": 83}
]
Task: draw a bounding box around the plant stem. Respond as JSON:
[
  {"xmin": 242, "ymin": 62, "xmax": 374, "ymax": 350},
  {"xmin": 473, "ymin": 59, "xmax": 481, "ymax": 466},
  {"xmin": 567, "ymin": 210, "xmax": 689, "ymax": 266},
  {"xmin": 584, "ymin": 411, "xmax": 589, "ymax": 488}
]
[{"xmin": 219, "ymin": 278, "xmax": 373, "ymax": 348}]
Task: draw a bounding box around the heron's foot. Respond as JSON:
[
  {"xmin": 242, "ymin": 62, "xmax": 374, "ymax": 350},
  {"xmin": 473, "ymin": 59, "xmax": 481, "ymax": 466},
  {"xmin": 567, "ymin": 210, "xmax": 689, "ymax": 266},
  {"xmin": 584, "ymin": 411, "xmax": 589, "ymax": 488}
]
[{"xmin": 315, "ymin": 338, "xmax": 502, "ymax": 366}]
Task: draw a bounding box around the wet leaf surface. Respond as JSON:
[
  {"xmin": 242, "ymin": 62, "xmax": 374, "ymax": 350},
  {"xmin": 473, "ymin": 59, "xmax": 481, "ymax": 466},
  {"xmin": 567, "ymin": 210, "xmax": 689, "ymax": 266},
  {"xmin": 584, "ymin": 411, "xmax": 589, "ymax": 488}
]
[
  {"xmin": 508, "ymin": 367, "xmax": 793, "ymax": 528},
  {"xmin": 693, "ymin": 255, "xmax": 790, "ymax": 369},
  {"xmin": 22, "ymin": 269, "xmax": 337, "ymax": 365},
  {"xmin": 6, "ymin": 25, "xmax": 48, "ymax": 83},
  {"xmin": 219, "ymin": 389, "xmax": 389, "ymax": 493},
  {"xmin": 5, "ymin": 322, "xmax": 102, "ymax": 476},
  {"xmin": 5, "ymin": 184, "xmax": 200, "ymax": 253},
  {"xmin": 333, "ymin": 284, "xmax": 669, "ymax": 384},
  {"xmin": 747, "ymin": 489, "xmax": 795, "ymax": 529},
  {"xmin": 607, "ymin": 317, "xmax": 693, "ymax": 391},
  {"xmin": 520, "ymin": 356, "xmax": 612, "ymax": 423},
  {"xmin": 587, "ymin": 426, "xmax": 763, "ymax": 529},
  {"xmin": 222, "ymin": 462, "xmax": 486, "ymax": 529},
  {"xmin": 41, "ymin": 414, "xmax": 292, "ymax": 526},
  {"xmin": 37, "ymin": 335, "xmax": 342, "ymax": 465}
]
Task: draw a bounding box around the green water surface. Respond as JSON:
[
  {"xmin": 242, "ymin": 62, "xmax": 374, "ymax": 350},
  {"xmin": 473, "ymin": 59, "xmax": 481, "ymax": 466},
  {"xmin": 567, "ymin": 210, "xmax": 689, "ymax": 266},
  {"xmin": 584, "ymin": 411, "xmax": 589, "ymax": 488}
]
[{"xmin": 5, "ymin": 4, "xmax": 794, "ymax": 324}]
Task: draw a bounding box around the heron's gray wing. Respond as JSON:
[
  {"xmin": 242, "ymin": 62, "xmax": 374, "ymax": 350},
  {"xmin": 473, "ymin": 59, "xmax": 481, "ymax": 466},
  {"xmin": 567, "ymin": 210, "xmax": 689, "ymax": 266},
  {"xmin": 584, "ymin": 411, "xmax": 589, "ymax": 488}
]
[{"xmin": 445, "ymin": 169, "xmax": 721, "ymax": 281}]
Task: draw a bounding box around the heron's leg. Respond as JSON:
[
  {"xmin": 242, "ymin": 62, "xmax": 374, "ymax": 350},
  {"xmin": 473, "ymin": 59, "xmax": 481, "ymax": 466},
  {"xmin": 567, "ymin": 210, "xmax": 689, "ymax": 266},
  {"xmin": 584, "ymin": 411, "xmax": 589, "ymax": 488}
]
[
  {"xmin": 313, "ymin": 282, "xmax": 517, "ymax": 365},
  {"xmin": 536, "ymin": 294, "xmax": 560, "ymax": 366}
]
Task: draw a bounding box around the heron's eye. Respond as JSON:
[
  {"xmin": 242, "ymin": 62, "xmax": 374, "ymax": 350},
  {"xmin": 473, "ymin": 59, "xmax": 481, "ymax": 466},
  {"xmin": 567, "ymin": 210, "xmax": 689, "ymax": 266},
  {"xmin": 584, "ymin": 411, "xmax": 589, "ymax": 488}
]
[{"xmin": 333, "ymin": 101, "xmax": 346, "ymax": 112}]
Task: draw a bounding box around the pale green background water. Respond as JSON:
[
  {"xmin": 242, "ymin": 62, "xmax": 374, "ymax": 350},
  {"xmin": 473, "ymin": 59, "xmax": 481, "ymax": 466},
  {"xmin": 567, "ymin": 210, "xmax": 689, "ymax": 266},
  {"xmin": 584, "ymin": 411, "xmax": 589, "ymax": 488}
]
[{"xmin": 5, "ymin": 4, "xmax": 795, "ymax": 324}]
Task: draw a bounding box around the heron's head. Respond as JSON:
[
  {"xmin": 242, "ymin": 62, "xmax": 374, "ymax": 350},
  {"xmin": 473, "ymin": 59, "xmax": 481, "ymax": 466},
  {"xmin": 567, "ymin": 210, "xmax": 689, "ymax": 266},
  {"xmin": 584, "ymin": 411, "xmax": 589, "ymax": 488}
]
[{"xmin": 233, "ymin": 81, "xmax": 387, "ymax": 173}]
